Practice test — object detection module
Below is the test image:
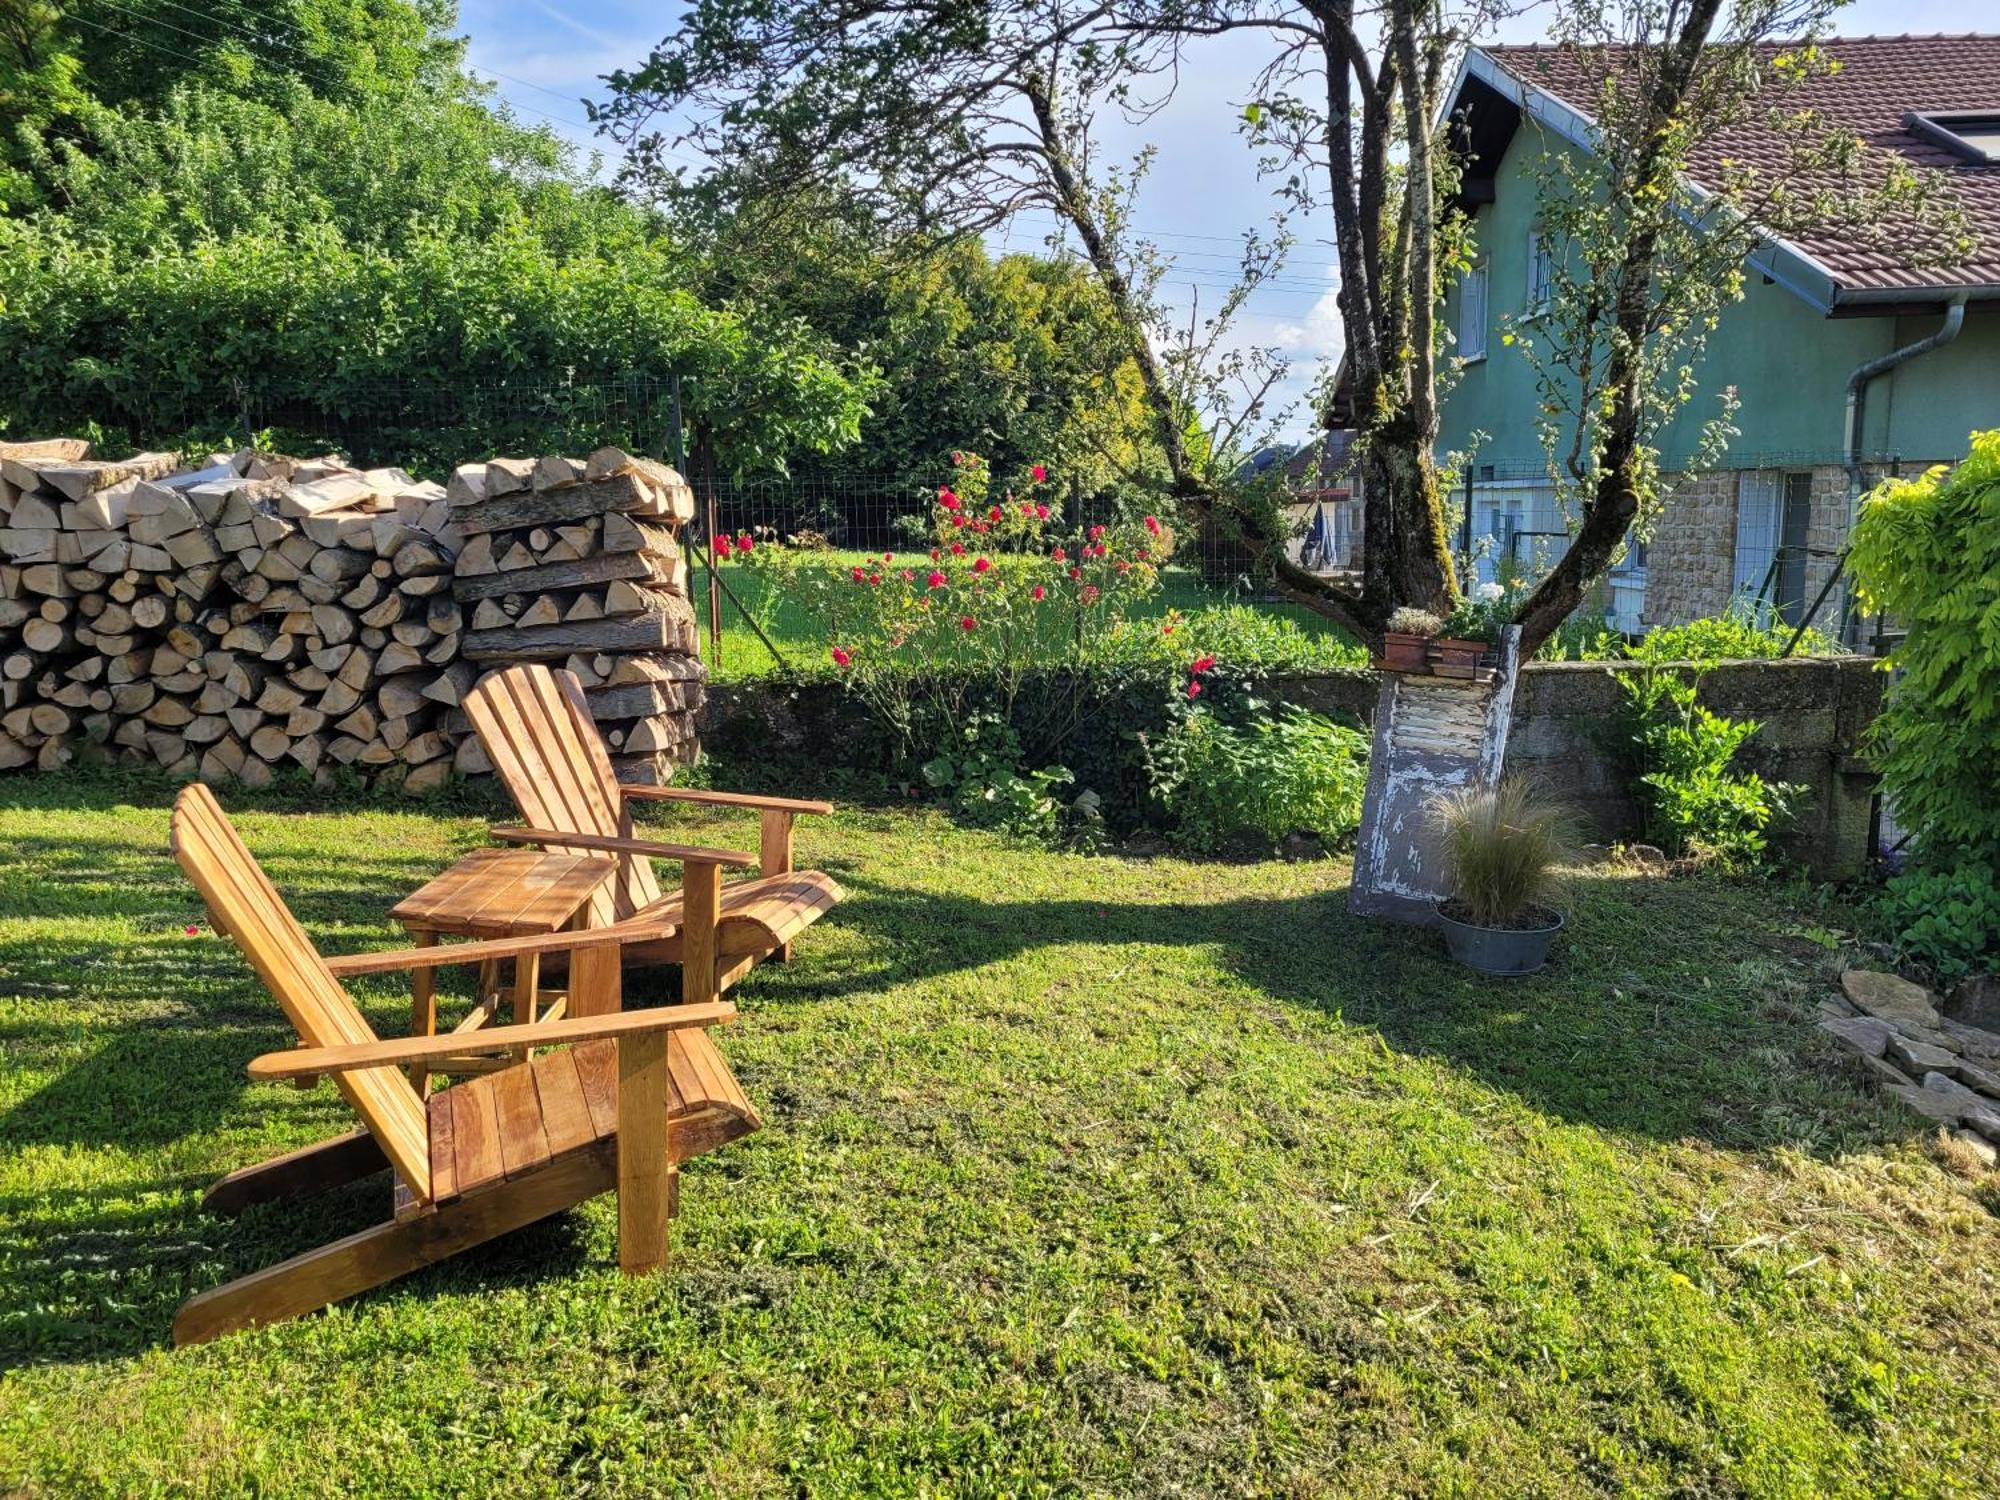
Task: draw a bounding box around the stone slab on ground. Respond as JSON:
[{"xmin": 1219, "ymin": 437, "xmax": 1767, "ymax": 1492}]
[
  {"xmin": 1840, "ymin": 970, "xmax": 1940, "ymax": 1028},
  {"xmin": 1944, "ymin": 974, "xmax": 2000, "ymax": 1032},
  {"xmin": 1954, "ymin": 1057, "xmax": 2000, "ymax": 1097},
  {"xmin": 1862, "ymin": 1054, "xmax": 1916, "ymax": 1088},
  {"xmin": 1819, "ymin": 1015, "xmax": 1894, "ymax": 1059},
  {"xmin": 1887, "ymin": 1034, "xmax": 1961, "ymax": 1076}
]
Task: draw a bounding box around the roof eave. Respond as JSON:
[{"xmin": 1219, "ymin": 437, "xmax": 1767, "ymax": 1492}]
[{"xmin": 1457, "ymin": 48, "xmax": 1850, "ymax": 316}]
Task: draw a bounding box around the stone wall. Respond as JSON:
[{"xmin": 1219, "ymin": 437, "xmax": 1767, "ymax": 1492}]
[
  {"xmin": 708, "ymin": 655, "xmax": 1886, "ymax": 877},
  {"xmin": 1642, "ymin": 470, "xmax": 1741, "ymax": 628},
  {"xmin": 1642, "ymin": 462, "xmax": 1942, "ymax": 633}
]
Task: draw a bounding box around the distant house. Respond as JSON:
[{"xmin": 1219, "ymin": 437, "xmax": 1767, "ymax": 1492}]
[
  {"xmin": 1433, "ymin": 34, "xmax": 2000, "ymax": 638},
  {"xmin": 1216, "ymin": 432, "xmax": 1361, "ymax": 585}
]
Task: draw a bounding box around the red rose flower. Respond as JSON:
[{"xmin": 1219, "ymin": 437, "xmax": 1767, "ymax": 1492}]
[
  {"xmin": 1035, "ymin": 503, "xmax": 1049, "ymax": 520},
  {"xmin": 951, "ymin": 451, "xmax": 964, "ymax": 466},
  {"xmin": 988, "ymin": 505, "xmax": 1002, "ymax": 522},
  {"xmin": 851, "ymin": 566, "xmax": 865, "ymax": 582},
  {"xmin": 1068, "ymin": 566, "xmax": 1082, "ymax": 580},
  {"xmin": 1187, "ymin": 680, "xmax": 1202, "ymax": 699},
  {"xmin": 973, "ymin": 557, "xmax": 991, "ymax": 574},
  {"xmin": 1089, "ymin": 523, "xmax": 1106, "ymax": 540},
  {"xmin": 868, "ymin": 573, "xmax": 881, "ymax": 586},
  {"xmin": 1051, "ymin": 545, "xmax": 1067, "ymax": 562},
  {"xmin": 930, "ymin": 548, "xmax": 941, "ymax": 561},
  {"xmin": 184, "ymin": 924, "xmax": 200, "ymax": 936},
  {"xmin": 737, "ymin": 533, "xmax": 754, "ymax": 552},
  {"xmin": 950, "ymin": 542, "xmax": 966, "ymax": 555},
  {"xmin": 1081, "ymin": 584, "xmax": 1100, "ymax": 604},
  {"xmin": 1191, "ymin": 654, "xmax": 1217, "ymax": 674},
  {"xmin": 831, "ymin": 646, "xmax": 852, "ymax": 668},
  {"xmin": 1031, "ymin": 464, "xmax": 1047, "ymax": 482},
  {"xmin": 939, "ymin": 487, "xmax": 961, "ymax": 510},
  {"xmin": 715, "ymin": 534, "xmax": 732, "ymax": 557},
  {"xmin": 927, "ymin": 570, "xmax": 947, "ymax": 589},
  {"xmin": 1144, "ymin": 515, "xmax": 1162, "ymax": 535},
  {"xmin": 882, "ymin": 552, "xmax": 893, "ymax": 564},
  {"xmin": 1031, "ymin": 584, "xmax": 1046, "ymax": 601},
  {"xmin": 960, "ymin": 615, "xmax": 977, "ymax": 631}
]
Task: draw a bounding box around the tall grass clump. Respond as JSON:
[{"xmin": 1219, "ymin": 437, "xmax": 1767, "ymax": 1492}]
[{"xmin": 1430, "ymin": 777, "xmax": 1576, "ymax": 927}]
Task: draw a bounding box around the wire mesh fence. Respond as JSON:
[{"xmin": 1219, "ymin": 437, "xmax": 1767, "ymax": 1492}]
[{"xmin": 686, "ymin": 470, "xmax": 1362, "ymax": 679}]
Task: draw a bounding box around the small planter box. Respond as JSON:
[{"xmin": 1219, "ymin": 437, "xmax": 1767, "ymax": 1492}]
[
  {"xmin": 1427, "ymin": 636, "xmax": 1490, "ymax": 680},
  {"xmin": 1374, "ymin": 631, "xmax": 1433, "ymax": 673}
]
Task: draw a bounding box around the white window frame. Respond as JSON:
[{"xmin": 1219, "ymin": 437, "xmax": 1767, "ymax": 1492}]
[{"xmin": 1458, "ymin": 264, "xmax": 1488, "ymax": 362}]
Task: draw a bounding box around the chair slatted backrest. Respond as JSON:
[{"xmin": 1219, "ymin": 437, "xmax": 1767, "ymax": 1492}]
[
  {"xmin": 170, "ymin": 785, "xmax": 433, "ymax": 1199},
  {"xmin": 463, "ymin": 664, "xmax": 664, "ymax": 923}
]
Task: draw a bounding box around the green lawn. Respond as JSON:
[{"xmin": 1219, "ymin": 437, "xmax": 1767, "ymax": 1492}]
[{"xmin": 2, "ymin": 775, "xmax": 1998, "ymax": 1495}]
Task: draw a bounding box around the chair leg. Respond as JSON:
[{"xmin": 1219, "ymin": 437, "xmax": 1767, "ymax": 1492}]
[
  {"xmin": 200, "ymin": 1129, "xmax": 389, "ymax": 1216},
  {"xmin": 174, "ymin": 1144, "xmax": 615, "ymax": 1346},
  {"xmin": 616, "ymin": 1032, "xmax": 675, "ymax": 1274},
  {"xmin": 760, "ymin": 810, "xmax": 795, "ymax": 963}
]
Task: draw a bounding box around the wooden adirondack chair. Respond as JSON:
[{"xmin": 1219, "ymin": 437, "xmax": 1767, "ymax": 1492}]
[
  {"xmin": 463, "ymin": 664, "xmax": 844, "ymax": 1004},
  {"xmin": 168, "ymin": 784, "xmax": 762, "ymax": 1346}
]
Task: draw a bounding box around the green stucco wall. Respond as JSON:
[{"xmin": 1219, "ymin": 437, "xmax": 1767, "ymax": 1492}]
[{"xmin": 1438, "ymin": 126, "xmax": 2000, "ymax": 472}]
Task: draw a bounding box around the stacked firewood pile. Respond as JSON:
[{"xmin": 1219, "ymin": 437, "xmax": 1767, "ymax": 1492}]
[
  {"xmin": 0, "ymin": 438, "xmax": 706, "ymax": 788},
  {"xmin": 447, "ymin": 449, "xmax": 704, "ymax": 783}
]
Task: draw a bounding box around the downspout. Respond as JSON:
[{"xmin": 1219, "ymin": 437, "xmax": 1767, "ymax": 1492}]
[{"xmin": 1788, "ymin": 294, "xmax": 1968, "ymax": 655}]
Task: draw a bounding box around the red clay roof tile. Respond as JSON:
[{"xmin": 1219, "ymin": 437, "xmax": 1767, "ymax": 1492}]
[{"xmin": 1481, "ymin": 35, "xmax": 2000, "ymax": 297}]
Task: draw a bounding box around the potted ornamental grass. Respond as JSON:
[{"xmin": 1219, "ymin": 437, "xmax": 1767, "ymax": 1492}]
[
  {"xmin": 1376, "ymin": 607, "xmax": 1442, "ymax": 673},
  {"xmin": 1429, "ymin": 777, "xmax": 1576, "ymax": 976}
]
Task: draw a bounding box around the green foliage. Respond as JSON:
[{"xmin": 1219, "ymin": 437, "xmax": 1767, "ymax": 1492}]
[
  {"xmin": 0, "ymin": 221, "xmax": 869, "ymax": 473},
  {"xmin": 1146, "ymin": 704, "xmax": 1368, "ymax": 853},
  {"xmin": 741, "ymin": 456, "xmax": 1174, "ymax": 753},
  {"xmin": 1620, "ymin": 668, "xmax": 1802, "ymax": 869},
  {"xmin": 1627, "ymin": 603, "xmax": 1837, "ymax": 664},
  {"xmin": 919, "ymin": 713, "xmax": 1093, "ymax": 847},
  {"xmin": 1874, "ymin": 859, "xmax": 2000, "ymax": 985},
  {"xmin": 0, "ymin": 0, "xmax": 872, "ymax": 474},
  {"xmin": 1848, "ymin": 432, "xmax": 2000, "ymax": 865},
  {"xmin": 1093, "ymin": 605, "xmax": 1366, "ymax": 673},
  {"xmin": 1429, "ymin": 777, "xmax": 1574, "ymax": 927}
]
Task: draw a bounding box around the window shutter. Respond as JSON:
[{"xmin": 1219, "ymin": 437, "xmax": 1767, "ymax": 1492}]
[{"xmin": 1460, "ymin": 267, "xmax": 1488, "ymax": 360}]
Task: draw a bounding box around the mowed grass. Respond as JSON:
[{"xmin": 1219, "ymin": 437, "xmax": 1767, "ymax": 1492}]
[{"xmin": 2, "ymin": 774, "xmax": 1998, "ymax": 1496}]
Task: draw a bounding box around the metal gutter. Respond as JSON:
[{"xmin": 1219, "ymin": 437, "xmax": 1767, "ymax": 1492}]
[
  {"xmin": 1787, "ymin": 293, "xmax": 1970, "ymax": 654},
  {"xmin": 1843, "ymin": 294, "xmax": 1967, "ymax": 504}
]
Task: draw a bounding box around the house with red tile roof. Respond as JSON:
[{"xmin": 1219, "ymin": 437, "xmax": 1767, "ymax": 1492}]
[{"xmin": 1436, "ymin": 34, "xmax": 1999, "ymax": 639}]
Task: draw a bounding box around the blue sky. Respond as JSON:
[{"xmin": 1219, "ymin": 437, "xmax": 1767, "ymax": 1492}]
[{"xmin": 461, "ymin": 0, "xmax": 1995, "ymax": 439}]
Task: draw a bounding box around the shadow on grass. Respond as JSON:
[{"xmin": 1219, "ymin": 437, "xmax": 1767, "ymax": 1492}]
[
  {"xmin": 0, "ymin": 774, "xmax": 1892, "ymax": 1365},
  {"xmin": 785, "ymin": 865, "xmax": 1892, "ymax": 1157}
]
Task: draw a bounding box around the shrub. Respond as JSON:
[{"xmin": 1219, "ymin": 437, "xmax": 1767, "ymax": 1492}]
[
  {"xmin": 1429, "ymin": 777, "xmax": 1575, "ymax": 927},
  {"xmin": 1874, "ymin": 860, "xmax": 2000, "ymax": 985},
  {"xmin": 1848, "ymin": 432, "xmax": 2000, "ymax": 866},
  {"xmin": 742, "ymin": 451, "xmax": 1176, "ymax": 759},
  {"xmin": 1627, "ymin": 600, "xmax": 1838, "ymax": 663},
  {"xmin": 1147, "ymin": 704, "xmax": 1368, "ymax": 853},
  {"xmin": 1620, "ymin": 668, "xmax": 1802, "ymax": 869}
]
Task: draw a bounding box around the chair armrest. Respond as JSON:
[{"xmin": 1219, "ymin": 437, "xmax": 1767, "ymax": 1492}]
[
  {"xmin": 249, "ymin": 1001, "xmax": 738, "ymax": 1080},
  {"xmin": 491, "ymin": 826, "xmax": 756, "ymax": 868},
  {"xmin": 324, "ymin": 915, "xmax": 678, "ymax": 977},
  {"xmin": 620, "ymin": 786, "xmax": 835, "ymax": 816}
]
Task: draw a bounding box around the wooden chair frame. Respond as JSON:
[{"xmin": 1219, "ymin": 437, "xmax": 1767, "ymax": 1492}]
[
  {"xmin": 464, "ymin": 665, "xmax": 844, "ymax": 1002},
  {"xmin": 169, "ymin": 785, "xmax": 759, "ymax": 1346}
]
